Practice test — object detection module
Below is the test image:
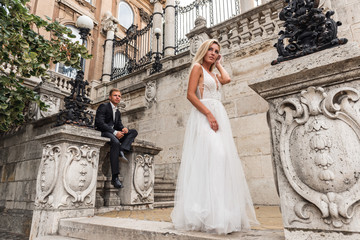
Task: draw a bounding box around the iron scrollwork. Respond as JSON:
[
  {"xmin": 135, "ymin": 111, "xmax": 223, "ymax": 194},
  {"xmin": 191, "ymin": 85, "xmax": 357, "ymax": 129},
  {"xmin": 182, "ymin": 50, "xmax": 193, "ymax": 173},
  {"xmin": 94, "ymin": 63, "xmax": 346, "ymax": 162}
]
[
  {"xmin": 272, "ymin": 0, "xmax": 347, "ymax": 65},
  {"xmin": 111, "ymin": 19, "xmax": 154, "ymax": 80}
]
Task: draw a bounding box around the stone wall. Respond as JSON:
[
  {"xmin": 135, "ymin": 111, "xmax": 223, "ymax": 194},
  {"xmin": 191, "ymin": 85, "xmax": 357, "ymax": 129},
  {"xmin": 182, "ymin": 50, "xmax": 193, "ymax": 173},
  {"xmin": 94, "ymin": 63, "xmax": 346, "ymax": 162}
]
[{"xmin": 0, "ymin": 117, "xmax": 55, "ymax": 235}]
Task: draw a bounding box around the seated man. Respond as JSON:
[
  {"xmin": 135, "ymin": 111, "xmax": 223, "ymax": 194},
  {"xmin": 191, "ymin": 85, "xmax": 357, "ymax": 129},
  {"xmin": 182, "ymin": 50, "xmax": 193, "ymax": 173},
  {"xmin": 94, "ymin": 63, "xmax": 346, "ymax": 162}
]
[{"xmin": 95, "ymin": 88, "xmax": 138, "ymax": 188}]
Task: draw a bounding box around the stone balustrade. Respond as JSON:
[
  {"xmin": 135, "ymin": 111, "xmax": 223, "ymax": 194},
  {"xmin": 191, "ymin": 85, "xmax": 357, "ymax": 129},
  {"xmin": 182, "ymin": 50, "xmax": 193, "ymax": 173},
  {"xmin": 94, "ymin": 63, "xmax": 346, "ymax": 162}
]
[
  {"xmin": 208, "ymin": 0, "xmax": 285, "ymax": 53},
  {"xmin": 48, "ymin": 70, "xmax": 91, "ymax": 97}
]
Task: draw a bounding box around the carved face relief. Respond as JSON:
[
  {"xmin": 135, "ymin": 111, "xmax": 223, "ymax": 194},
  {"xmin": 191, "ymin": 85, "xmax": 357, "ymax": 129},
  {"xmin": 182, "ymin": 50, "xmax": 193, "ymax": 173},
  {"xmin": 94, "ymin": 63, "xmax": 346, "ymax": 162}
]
[{"xmin": 277, "ymin": 86, "xmax": 360, "ymax": 228}]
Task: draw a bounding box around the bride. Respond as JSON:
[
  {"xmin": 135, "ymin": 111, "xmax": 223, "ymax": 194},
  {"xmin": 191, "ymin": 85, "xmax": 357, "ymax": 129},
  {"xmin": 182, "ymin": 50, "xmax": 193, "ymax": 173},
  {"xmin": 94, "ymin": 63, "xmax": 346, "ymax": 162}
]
[{"xmin": 171, "ymin": 39, "xmax": 258, "ymax": 234}]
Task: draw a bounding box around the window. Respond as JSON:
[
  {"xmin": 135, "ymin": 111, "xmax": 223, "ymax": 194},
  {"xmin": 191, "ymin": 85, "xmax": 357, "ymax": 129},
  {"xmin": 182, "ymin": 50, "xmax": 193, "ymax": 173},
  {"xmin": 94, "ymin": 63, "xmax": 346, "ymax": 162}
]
[
  {"xmin": 55, "ymin": 25, "xmax": 86, "ymax": 78},
  {"xmin": 118, "ymin": 1, "xmax": 134, "ymax": 29},
  {"xmin": 85, "ymin": 0, "xmax": 92, "ymax": 4},
  {"xmin": 113, "ymin": 52, "xmax": 127, "ymax": 69}
]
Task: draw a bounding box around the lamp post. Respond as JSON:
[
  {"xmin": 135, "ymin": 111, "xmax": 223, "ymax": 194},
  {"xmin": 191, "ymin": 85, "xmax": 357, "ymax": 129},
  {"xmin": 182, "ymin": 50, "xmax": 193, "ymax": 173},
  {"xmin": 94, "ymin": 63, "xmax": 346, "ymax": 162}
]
[
  {"xmin": 56, "ymin": 15, "xmax": 94, "ymax": 127},
  {"xmin": 150, "ymin": 27, "xmax": 162, "ymax": 74}
]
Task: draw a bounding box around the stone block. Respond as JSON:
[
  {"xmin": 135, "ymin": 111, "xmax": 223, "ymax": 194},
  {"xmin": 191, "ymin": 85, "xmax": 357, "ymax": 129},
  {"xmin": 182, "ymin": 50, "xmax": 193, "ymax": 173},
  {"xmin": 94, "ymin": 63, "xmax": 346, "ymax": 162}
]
[
  {"xmin": 5, "ymin": 182, "xmax": 17, "ymax": 201},
  {"xmin": 15, "ymin": 159, "xmax": 40, "ymax": 181},
  {"xmin": 7, "ymin": 145, "xmax": 26, "ymax": 163},
  {"xmin": 2, "ymin": 163, "xmax": 16, "ymax": 182},
  {"xmin": 231, "ymin": 113, "xmax": 270, "ymax": 138},
  {"xmin": 236, "ymin": 133, "xmax": 271, "ymax": 157},
  {"xmin": 247, "ymin": 178, "xmax": 280, "ymax": 205},
  {"xmin": 235, "ymin": 94, "xmax": 269, "ymax": 117}
]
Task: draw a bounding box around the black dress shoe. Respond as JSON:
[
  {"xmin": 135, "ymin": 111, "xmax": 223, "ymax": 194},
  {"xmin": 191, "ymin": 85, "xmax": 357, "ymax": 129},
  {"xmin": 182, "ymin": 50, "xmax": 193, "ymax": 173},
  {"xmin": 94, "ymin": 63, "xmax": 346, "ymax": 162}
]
[
  {"xmin": 111, "ymin": 177, "xmax": 123, "ymax": 189},
  {"xmin": 119, "ymin": 150, "xmax": 129, "ymax": 163}
]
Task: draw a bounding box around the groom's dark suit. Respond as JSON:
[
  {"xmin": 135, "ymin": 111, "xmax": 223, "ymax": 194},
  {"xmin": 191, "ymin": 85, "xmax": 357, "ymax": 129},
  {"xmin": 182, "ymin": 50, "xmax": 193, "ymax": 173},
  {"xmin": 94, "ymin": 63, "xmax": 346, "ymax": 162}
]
[{"xmin": 95, "ymin": 102, "xmax": 138, "ymax": 176}]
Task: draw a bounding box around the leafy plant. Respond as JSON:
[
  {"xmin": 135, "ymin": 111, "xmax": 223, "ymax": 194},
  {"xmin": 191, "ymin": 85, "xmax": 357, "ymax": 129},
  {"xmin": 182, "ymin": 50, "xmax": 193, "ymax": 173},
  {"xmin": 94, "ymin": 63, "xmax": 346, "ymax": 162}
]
[{"xmin": 0, "ymin": 0, "xmax": 92, "ymax": 132}]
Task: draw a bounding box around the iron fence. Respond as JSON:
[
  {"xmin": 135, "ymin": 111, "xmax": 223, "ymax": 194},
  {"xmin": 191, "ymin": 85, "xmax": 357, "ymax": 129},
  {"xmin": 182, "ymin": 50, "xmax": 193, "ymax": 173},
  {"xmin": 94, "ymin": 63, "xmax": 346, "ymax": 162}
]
[
  {"xmin": 111, "ymin": 19, "xmax": 153, "ymax": 80},
  {"xmin": 175, "ymin": 0, "xmax": 240, "ymax": 54}
]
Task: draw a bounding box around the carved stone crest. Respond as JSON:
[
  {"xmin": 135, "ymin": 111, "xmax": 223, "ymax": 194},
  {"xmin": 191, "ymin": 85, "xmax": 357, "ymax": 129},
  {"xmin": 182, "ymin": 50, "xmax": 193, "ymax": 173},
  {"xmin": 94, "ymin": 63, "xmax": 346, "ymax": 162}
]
[
  {"xmin": 35, "ymin": 145, "xmax": 60, "ymax": 208},
  {"xmin": 60, "ymin": 145, "xmax": 98, "ymax": 207},
  {"xmin": 189, "ymin": 35, "xmax": 205, "ymax": 56},
  {"xmin": 277, "ymin": 86, "xmax": 360, "ymax": 228},
  {"xmin": 133, "ymin": 154, "xmax": 154, "ymax": 202},
  {"xmin": 145, "ymin": 80, "xmax": 157, "ymax": 107}
]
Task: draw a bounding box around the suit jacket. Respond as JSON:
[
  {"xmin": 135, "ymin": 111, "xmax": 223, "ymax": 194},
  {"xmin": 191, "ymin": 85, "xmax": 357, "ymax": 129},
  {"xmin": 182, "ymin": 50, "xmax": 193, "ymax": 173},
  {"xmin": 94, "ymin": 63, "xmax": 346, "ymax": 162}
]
[{"xmin": 95, "ymin": 102, "xmax": 124, "ymax": 133}]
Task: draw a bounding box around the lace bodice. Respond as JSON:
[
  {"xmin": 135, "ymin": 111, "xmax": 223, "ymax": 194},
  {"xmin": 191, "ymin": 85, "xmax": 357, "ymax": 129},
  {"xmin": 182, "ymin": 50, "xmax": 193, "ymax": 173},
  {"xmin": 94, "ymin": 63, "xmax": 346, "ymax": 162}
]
[{"xmin": 196, "ymin": 66, "xmax": 222, "ymax": 101}]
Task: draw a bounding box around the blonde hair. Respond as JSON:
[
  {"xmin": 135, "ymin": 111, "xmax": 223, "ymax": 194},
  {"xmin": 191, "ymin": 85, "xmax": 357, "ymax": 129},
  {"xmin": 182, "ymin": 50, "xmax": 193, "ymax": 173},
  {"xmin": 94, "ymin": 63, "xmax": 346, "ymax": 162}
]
[{"xmin": 192, "ymin": 39, "xmax": 221, "ymax": 72}]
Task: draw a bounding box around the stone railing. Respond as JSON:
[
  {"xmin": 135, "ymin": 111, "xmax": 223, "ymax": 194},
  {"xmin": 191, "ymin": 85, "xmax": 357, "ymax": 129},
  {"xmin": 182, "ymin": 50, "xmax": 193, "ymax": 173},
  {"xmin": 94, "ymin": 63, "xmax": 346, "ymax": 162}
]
[
  {"xmin": 48, "ymin": 70, "xmax": 91, "ymax": 97},
  {"xmin": 206, "ymin": 0, "xmax": 285, "ymax": 54}
]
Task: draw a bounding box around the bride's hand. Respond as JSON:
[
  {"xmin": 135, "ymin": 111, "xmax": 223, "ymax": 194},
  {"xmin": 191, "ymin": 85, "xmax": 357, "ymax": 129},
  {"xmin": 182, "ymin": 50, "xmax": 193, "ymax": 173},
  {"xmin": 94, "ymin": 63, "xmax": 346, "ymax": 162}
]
[
  {"xmin": 206, "ymin": 113, "xmax": 218, "ymax": 132},
  {"xmin": 215, "ymin": 54, "xmax": 222, "ymax": 68}
]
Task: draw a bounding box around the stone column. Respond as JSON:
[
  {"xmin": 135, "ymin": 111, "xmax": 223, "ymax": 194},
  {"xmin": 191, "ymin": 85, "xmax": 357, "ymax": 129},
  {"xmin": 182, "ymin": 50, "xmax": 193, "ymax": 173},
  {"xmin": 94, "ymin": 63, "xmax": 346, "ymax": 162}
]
[
  {"xmin": 248, "ymin": 42, "xmax": 360, "ymax": 240},
  {"xmin": 152, "ymin": 1, "xmax": 163, "ymax": 57},
  {"xmin": 240, "ymin": 0, "xmax": 254, "ymax": 13},
  {"xmin": 29, "ymin": 125, "xmax": 109, "ymax": 239},
  {"xmin": 164, "ymin": 0, "xmax": 176, "ymax": 57},
  {"xmin": 101, "ymin": 11, "xmax": 118, "ymax": 83},
  {"xmin": 118, "ymin": 140, "xmax": 162, "ymax": 209}
]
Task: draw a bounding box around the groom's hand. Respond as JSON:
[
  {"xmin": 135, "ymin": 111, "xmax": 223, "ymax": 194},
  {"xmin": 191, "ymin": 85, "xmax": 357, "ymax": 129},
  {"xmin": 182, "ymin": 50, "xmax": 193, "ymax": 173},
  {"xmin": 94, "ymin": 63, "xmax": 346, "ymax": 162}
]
[{"xmin": 116, "ymin": 131, "xmax": 124, "ymax": 139}]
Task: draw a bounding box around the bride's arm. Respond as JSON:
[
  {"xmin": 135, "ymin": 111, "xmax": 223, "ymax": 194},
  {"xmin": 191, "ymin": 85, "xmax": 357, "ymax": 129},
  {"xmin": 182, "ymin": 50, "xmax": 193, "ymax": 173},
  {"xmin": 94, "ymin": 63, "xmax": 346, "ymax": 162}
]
[
  {"xmin": 187, "ymin": 63, "xmax": 218, "ymax": 132},
  {"xmin": 215, "ymin": 55, "xmax": 231, "ymax": 85}
]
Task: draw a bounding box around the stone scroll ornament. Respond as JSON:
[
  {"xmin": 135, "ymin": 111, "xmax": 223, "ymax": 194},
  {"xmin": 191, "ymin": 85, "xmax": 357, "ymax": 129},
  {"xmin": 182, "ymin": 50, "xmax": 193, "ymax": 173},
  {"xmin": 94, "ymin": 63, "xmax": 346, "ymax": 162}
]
[
  {"xmin": 276, "ymin": 86, "xmax": 360, "ymax": 228},
  {"xmin": 133, "ymin": 154, "xmax": 154, "ymax": 202},
  {"xmin": 35, "ymin": 145, "xmax": 60, "ymax": 208},
  {"xmin": 60, "ymin": 145, "xmax": 98, "ymax": 207},
  {"xmin": 271, "ymin": 0, "xmax": 348, "ymax": 65}
]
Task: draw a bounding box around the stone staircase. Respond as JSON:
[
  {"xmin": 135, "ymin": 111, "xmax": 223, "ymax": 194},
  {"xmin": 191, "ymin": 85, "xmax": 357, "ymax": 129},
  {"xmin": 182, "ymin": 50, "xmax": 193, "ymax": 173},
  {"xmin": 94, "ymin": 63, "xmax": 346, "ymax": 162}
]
[
  {"xmin": 154, "ymin": 178, "xmax": 176, "ymax": 208},
  {"xmin": 35, "ymin": 216, "xmax": 284, "ymax": 240}
]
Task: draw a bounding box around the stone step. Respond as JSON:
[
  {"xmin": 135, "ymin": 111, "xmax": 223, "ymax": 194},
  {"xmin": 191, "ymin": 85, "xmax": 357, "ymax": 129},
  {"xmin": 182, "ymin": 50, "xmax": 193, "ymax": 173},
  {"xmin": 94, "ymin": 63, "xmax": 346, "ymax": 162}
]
[
  {"xmin": 154, "ymin": 192, "xmax": 174, "ymax": 202},
  {"xmin": 58, "ymin": 216, "xmax": 284, "ymax": 240},
  {"xmin": 153, "ymin": 201, "xmax": 174, "ymax": 208},
  {"xmin": 154, "ymin": 184, "xmax": 176, "ymax": 191}
]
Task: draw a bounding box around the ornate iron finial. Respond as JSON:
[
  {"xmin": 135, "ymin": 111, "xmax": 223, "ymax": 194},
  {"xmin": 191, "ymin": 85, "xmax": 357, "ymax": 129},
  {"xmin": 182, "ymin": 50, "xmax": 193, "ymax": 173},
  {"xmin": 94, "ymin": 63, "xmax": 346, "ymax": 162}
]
[{"xmin": 271, "ymin": 0, "xmax": 347, "ymax": 65}]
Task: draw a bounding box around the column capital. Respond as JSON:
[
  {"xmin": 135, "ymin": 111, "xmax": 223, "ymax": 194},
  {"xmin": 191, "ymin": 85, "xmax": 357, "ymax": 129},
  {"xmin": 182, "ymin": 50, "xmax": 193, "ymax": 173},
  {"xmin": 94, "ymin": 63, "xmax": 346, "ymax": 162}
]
[{"xmin": 101, "ymin": 11, "xmax": 118, "ymax": 33}]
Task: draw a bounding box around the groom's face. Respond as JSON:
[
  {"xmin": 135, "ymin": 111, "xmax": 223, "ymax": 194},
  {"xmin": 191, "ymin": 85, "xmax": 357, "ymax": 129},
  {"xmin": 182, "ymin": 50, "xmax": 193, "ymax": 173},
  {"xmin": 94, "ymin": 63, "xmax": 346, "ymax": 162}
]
[{"xmin": 109, "ymin": 91, "xmax": 121, "ymax": 105}]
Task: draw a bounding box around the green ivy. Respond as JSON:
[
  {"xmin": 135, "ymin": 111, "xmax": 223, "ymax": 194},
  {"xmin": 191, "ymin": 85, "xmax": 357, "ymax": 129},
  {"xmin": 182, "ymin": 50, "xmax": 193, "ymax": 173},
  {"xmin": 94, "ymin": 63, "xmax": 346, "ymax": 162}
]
[{"xmin": 0, "ymin": 0, "xmax": 92, "ymax": 132}]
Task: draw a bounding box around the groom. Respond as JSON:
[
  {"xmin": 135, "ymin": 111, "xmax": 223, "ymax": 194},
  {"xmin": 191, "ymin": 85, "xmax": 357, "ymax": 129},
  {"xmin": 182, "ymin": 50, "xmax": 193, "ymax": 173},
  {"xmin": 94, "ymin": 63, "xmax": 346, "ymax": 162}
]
[{"xmin": 95, "ymin": 88, "xmax": 138, "ymax": 188}]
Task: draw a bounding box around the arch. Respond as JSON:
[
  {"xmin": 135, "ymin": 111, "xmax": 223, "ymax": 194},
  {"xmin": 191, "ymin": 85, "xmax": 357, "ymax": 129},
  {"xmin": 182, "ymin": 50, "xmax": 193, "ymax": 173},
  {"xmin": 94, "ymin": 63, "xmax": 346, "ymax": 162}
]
[{"xmin": 118, "ymin": 1, "xmax": 134, "ymax": 29}]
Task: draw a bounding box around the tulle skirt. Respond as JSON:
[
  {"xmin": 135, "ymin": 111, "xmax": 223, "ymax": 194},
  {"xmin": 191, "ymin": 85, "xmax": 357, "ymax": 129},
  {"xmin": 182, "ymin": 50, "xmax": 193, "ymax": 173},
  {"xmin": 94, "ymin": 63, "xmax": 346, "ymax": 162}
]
[{"xmin": 171, "ymin": 98, "xmax": 258, "ymax": 234}]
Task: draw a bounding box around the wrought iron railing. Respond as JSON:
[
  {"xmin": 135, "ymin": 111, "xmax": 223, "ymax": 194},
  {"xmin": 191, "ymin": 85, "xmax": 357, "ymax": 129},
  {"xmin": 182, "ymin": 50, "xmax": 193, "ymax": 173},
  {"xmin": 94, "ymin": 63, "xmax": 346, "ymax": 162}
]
[
  {"xmin": 175, "ymin": 0, "xmax": 240, "ymax": 54},
  {"xmin": 111, "ymin": 19, "xmax": 153, "ymax": 80}
]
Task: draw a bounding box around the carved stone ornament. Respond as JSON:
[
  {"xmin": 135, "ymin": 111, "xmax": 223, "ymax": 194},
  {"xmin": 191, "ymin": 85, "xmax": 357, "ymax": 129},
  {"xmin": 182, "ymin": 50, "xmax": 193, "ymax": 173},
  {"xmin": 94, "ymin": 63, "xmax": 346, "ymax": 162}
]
[
  {"xmin": 145, "ymin": 80, "xmax": 157, "ymax": 106},
  {"xmin": 133, "ymin": 154, "xmax": 154, "ymax": 202},
  {"xmin": 60, "ymin": 145, "xmax": 98, "ymax": 207},
  {"xmin": 101, "ymin": 11, "xmax": 119, "ymax": 33},
  {"xmin": 139, "ymin": 8, "xmax": 151, "ymax": 24},
  {"xmin": 35, "ymin": 145, "xmax": 61, "ymax": 208},
  {"xmin": 190, "ymin": 35, "xmax": 205, "ymax": 56},
  {"xmin": 276, "ymin": 86, "xmax": 360, "ymax": 228}
]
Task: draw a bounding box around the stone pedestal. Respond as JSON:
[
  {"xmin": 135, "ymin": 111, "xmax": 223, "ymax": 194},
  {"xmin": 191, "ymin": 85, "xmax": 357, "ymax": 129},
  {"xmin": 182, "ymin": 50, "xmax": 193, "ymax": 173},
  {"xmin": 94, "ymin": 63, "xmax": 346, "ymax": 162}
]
[
  {"xmin": 119, "ymin": 140, "xmax": 162, "ymax": 209},
  {"xmin": 29, "ymin": 125, "xmax": 109, "ymax": 239},
  {"xmin": 248, "ymin": 42, "xmax": 360, "ymax": 240}
]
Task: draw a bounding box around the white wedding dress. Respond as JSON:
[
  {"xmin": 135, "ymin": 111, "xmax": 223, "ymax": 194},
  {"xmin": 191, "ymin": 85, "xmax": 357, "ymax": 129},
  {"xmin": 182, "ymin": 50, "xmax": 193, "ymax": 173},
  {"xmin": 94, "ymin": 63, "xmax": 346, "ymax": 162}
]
[{"xmin": 171, "ymin": 66, "xmax": 258, "ymax": 234}]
